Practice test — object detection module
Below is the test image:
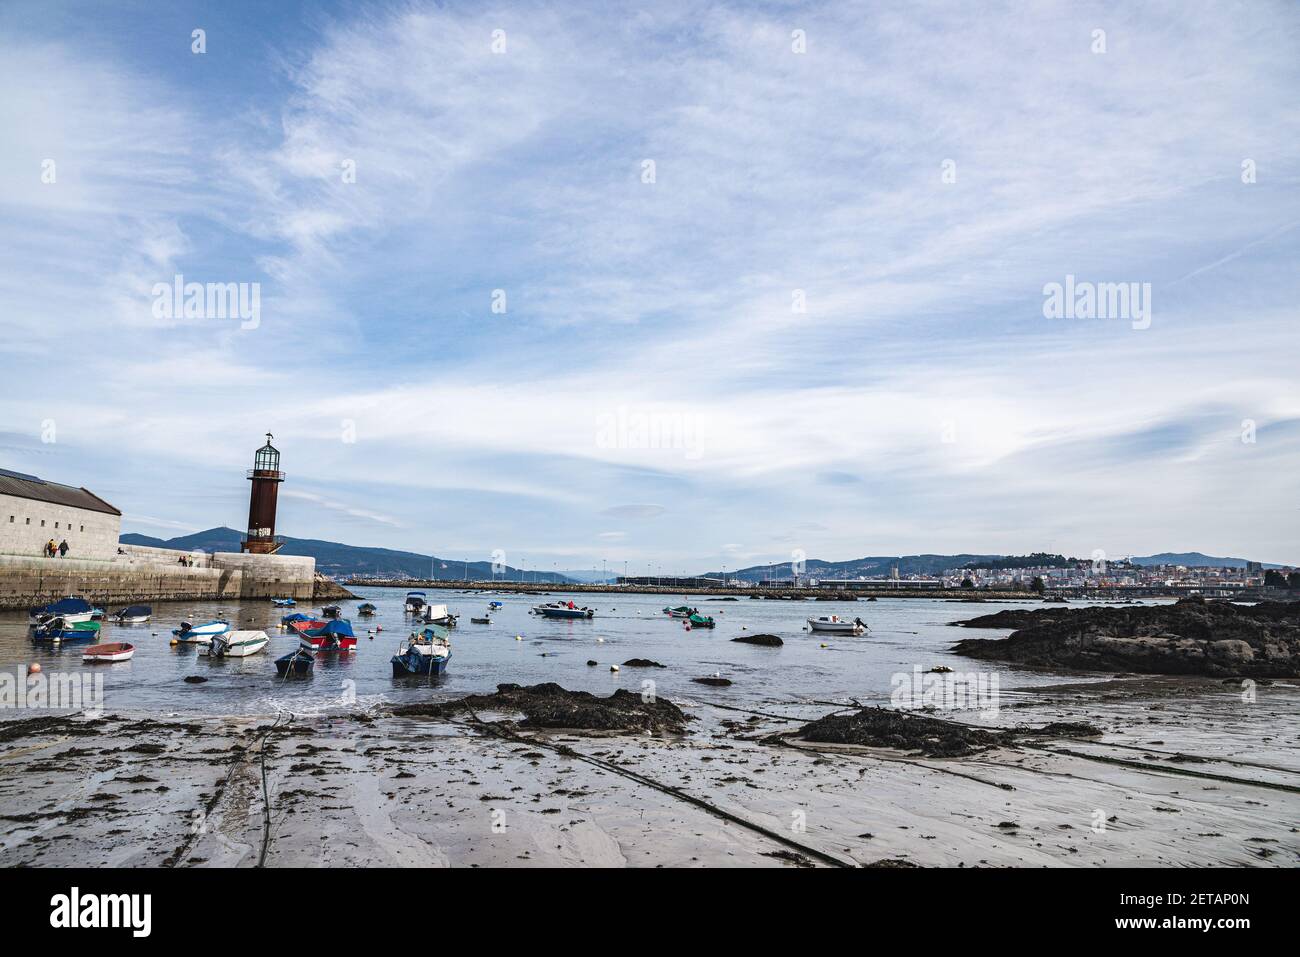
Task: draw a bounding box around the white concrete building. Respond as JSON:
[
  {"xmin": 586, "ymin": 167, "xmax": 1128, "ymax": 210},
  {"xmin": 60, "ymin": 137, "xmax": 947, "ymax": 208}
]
[{"xmin": 0, "ymin": 469, "xmax": 122, "ymax": 561}]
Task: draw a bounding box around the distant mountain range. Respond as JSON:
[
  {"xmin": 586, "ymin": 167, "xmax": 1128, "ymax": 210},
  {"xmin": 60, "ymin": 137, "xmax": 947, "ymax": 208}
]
[
  {"xmin": 119, "ymin": 527, "xmax": 571, "ymax": 582},
  {"xmin": 704, "ymin": 551, "xmax": 1286, "ymax": 580},
  {"xmin": 118, "ymin": 529, "xmax": 1289, "ymax": 580}
]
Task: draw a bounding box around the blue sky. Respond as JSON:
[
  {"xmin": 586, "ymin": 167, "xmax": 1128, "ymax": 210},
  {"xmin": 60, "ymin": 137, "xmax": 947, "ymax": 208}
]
[{"xmin": 1, "ymin": 0, "xmax": 1298, "ymax": 571}]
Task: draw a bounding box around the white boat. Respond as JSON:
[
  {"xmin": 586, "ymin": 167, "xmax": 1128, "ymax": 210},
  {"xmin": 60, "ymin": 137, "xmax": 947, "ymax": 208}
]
[
  {"xmin": 418, "ymin": 603, "xmax": 458, "ymax": 627},
  {"xmin": 203, "ymin": 630, "xmax": 270, "ymax": 658},
  {"xmin": 83, "ymin": 642, "xmax": 135, "ymax": 663},
  {"xmin": 807, "ymin": 615, "xmax": 867, "ymax": 635},
  {"xmin": 172, "ymin": 620, "xmax": 230, "ymax": 643}
]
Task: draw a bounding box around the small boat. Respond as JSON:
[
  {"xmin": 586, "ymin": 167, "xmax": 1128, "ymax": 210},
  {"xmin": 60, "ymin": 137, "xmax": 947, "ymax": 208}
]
[
  {"xmin": 113, "ymin": 604, "xmax": 153, "ymax": 623},
  {"xmin": 272, "ymin": 598, "xmax": 297, "ymax": 607},
  {"xmin": 28, "ymin": 597, "xmax": 95, "ymax": 626},
  {"xmin": 470, "ymin": 616, "xmax": 492, "ymax": 625},
  {"xmin": 418, "ymin": 603, "xmax": 458, "ymax": 627},
  {"xmin": 32, "ymin": 617, "xmax": 102, "ymax": 643},
  {"xmin": 281, "ymin": 612, "xmax": 315, "ymax": 625},
  {"xmin": 321, "ymin": 604, "xmax": 342, "ymax": 619},
  {"xmin": 807, "ymin": 615, "xmax": 867, "ymax": 635},
  {"xmin": 488, "ymin": 601, "xmax": 504, "ymax": 611},
  {"xmin": 204, "ymin": 630, "xmax": 270, "ymax": 658},
  {"xmin": 287, "ymin": 617, "xmax": 327, "ymax": 634},
  {"xmin": 391, "ymin": 625, "xmax": 452, "ymax": 676},
  {"xmin": 172, "ymin": 620, "xmax": 231, "ymax": 643},
  {"xmin": 83, "ymin": 642, "xmax": 135, "ymax": 663},
  {"xmin": 275, "ymin": 647, "xmax": 315, "ymax": 677},
  {"xmin": 663, "ymin": 605, "xmax": 696, "ymax": 619},
  {"xmin": 90, "ymin": 607, "xmax": 106, "ymax": 621},
  {"xmin": 539, "ymin": 603, "xmax": 594, "ymax": 620},
  {"xmin": 404, "ymin": 591, "xmax": 428, "ymax": 614},
  {"xmin": 298, "ymin": 619, "xmax": 357, "ymax": 652},
  {"xmin": 687, "ymin": 613, "xmax": 716, "ymax": 628},
  {"xmin": 357, "ymin": 602, "xmax": 377, "ymax": 616}
]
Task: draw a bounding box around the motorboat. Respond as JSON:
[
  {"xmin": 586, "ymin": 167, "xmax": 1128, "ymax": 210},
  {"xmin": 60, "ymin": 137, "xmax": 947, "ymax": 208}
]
[
  {"xmin": 806, "ymin": 615, "xmax": 867, "ymax": 635},
  {"xmin": 83, "ymin": 642, "xmax": 135, "ymax": 663},
  {"xmin": 391, "ymin": 625, "xmax": 452, "ymax": 676},
  {"xmin": 663, "ymin": 605, "xmax": 696, "ymax": 619},
  {"xmin": 298, "ymin": 619, "xmax": 357, "ymax": 652},
  {"xmin": 686, "ymin": 613, "xmax": 715, "ymax": 628},
  {"xmin": 32, "ymin": 617, "xmax": 101, "ymax": 643},
  {"xmin": 404, "ymin": 591, "xmax": 428, "ymax": 614},
  {"xmin": 204, "ymin": 630, "xmax": 270, "ymax": 658},
  {"xmin": 272, "ymin": 598, "xmax": 297, "ymax": 607},
  {"xmin": 418, "ymin": 603, "xmax": 458, "ymax": 627},
  {"xmin": 538, "ymin": 602, "xmax": 594, "ymax": 620},
  {"xmin": 113, "ymin": 604, "xmax": 152, "ymax": 623},
  {"xmin": 28, "ymin": 597, "xmax": 95, "ymax": 626},
  {"xmin": 321, "ymin": 605, "xmax": 342, "ymax": 619},
  {"xmin": 357, "ymin": 603, "xmax": 377, "ymax": 616},
  {"xmin": 172, "ymin": 620, "xmax": 231, "ymax": 643}
]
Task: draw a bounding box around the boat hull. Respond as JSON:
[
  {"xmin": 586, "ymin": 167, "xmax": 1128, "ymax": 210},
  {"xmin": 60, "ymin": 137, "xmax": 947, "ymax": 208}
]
[
  {"xmin": 539, "ymin": 607, "xmax": 593, "ymax": 619},
  {"xmin": 390, "ymin": 649, "xmax": 451, "ymax": 676},
  {"xmin": 807, "ymin": 618, "xmax": 865, "ymax": 634},
  {"xmin": 204, "ymin": 631, "xmax": 270, "ymax": 658},
  {"xmin": 275, "ymin": 650, "xmax": 314, "ymax": 677},
  {"xmin": 83, "ymin": 642, "xmax": 135, "ymax": 663}
]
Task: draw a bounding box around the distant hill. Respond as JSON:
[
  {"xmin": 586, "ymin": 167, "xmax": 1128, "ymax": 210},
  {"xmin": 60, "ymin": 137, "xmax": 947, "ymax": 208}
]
[
  {"xmin": 1127, "ymin": 552, "xmax": 1281, "ymax": 569},
  {"xmin": 119, "ymin": 527, "xmax": 572, "ymax": 582},
  {"xmin": 702, "ymin": 554, "xmax": 1004, "ymax": 581}
]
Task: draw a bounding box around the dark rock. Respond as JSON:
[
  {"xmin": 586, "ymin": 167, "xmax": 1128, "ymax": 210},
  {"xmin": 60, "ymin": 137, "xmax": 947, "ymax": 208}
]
[
  {"xmin": 796, "ymin": 708, "xmax": 1100, "ymax": 757},
  {"xmin": 692, "ymin": 676, "xmax": 732, "ymax": 686},
  {"xmin": 950, "ymin": 599, "xmax": 1300, "ymax": 678},
  {"xmin": 732, "ymin": 633, "xmax": 783, "ymax": 646},
  {"xmin": 183, "ymin": 676, "xmax": 208, "ymax": 684},
  {"xmin": 391, "ymin": 682, "xmax": 688, "ymax": 734},
  {"xmin": 621, "ymin": 658, "xmax": 665, "ymax": 668},
  {"xmin": 586, "ymin": 660, "xmax": 598, "ymax": 666}
]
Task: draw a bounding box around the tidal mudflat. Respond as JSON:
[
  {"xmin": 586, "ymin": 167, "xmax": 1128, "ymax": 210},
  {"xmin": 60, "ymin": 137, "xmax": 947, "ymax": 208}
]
[{"xmin": 2, "ymin": 673, "xmax": 1295, "ymax": 867}]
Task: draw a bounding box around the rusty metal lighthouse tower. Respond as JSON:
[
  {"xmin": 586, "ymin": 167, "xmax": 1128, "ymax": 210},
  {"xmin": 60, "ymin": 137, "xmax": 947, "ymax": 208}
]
[{"xmin": 241, "ymin": 433, "xmax": 284, "ymax": 554}]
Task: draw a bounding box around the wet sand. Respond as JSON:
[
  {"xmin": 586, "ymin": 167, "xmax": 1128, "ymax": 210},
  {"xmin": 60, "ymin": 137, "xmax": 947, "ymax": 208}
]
[{"xmin": 1, "ymin": 676, "xmax": 1296, "ymax": 867}]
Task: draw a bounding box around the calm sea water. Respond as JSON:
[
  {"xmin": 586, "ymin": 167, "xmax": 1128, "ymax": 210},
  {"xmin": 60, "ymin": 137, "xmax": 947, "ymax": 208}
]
[{"xmin": 1, "ymin": 588, "xmax": 1158, "ymax": 718}]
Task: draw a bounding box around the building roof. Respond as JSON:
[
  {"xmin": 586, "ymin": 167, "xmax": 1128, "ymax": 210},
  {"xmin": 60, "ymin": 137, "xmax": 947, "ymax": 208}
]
[{"xmin": 0, "ymin": 469, "xmax": 121, "ymax": 516}]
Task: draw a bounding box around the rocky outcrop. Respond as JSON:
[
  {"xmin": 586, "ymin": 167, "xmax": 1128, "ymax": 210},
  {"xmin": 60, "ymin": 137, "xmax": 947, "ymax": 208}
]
[
  {"xmin": 950, "ymin": 598, "xmax": 1300, "ymax": 678},
  {"xmin": 392, "ymin": 682, "xmax": 688, "ymax": 734},
  {"xmin": 732, "ymin": 633, "xmax": 783, "ymax": 646},
  {"xmin": 312, "ymin": 573, "xmax": 357, "ymax": 601}
]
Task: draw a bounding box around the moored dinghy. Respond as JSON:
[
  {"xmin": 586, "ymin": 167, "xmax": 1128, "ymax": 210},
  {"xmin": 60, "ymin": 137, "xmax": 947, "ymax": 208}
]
[
  {"xmin": 391, "ymin": 625, "xmax": 452, "ymax": 676},
  {"xmin": 113, "ymin": 604, "xmax": 152, "ymax": 623},
  {"xmin": 404, "ymin": 591, "xmax": 428, "ymax": 615},
  {"xmin": 83, "ymin": 642, "xmax": 135, "ymax": 663},
  {"xmin": 204, "ymin": 630, "xmax": 270, "ymax": 658},
  {"xmin": 321, "ymin": 604, "xmax": 342, "ymax": 619},
  {"xmin": 272, "ymin": 598, "xmax": 297, "ymax": 607},
  {"xmin": 357, "ymin": 602, "xmax": 377, "ymax": 616},
  {"xmin": 275, "ymin": 647, "xmax": 315, "ymax": 677},
  {"xmin": 663, "ymin": 605, "xmax": 695, "ymax": 619},
  {"xmin": 172, "ymin": 620, "xmax": 230, "ymax": 643}
]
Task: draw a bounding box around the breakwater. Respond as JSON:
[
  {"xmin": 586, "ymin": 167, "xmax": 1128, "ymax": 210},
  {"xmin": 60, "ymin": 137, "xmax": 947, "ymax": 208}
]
[
  {"xmin": 0, "ymin": 548, "xmax": 317, "ymax": 610},
  {"xmin": 343, "ymin": 578, "xmax": 1033, "ymax": 600}
]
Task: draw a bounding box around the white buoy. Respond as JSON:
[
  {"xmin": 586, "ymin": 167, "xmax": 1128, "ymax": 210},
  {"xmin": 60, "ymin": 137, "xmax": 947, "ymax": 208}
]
[{"xmin": 610, "ymin": 664, "xmax": 619, "ymax": 672}]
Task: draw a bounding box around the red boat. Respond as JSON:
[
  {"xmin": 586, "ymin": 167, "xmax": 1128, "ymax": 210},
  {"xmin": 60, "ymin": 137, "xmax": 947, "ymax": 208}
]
[
  {"xmin": 298, "ymin": 619, "xmax": 357, "ymax": 652},
  {"xmin": 288, "ymin": 618, "xmax": 327, "ymax": 634},
  {"xmin": 83, "ymin": 642, "xmax": 135, "ymax": 663}
]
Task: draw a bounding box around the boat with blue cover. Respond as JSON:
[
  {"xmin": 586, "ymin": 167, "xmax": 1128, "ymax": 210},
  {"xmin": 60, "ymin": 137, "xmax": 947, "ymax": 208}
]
[
  {"xmin": 281, "ymin": 612, "xmax": 314, "ymax": 625},
  {"xmin": 391, "ymin": 625, "xmax": 452, "ymax": 676},
  {"xmin": 404, "ymin": 591, "xmax": 428, "ymax": 614},
  {"xmin": 538, "ymin": 602, "xmax": 595, "ymax": 619},
  {"xmin": 299, "ymin": 619, "xmax": 357, "ymax": 652},
  {"xmin": 113, "ymin": 604, "xmax": 153, "ymax": 623},
  {"xmin": 29, "ymin": 597, "xmax": 94, "ymax": 626},
  {"xmin": 357, "ymin": 602, "xmax": 377, "ymax": 616},
  {"xmin": 272, "ymin": 598, "xmax": 297, "ymax": 607}
]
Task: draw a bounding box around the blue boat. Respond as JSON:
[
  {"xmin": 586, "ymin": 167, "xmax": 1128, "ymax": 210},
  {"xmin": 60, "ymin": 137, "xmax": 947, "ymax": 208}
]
[
  {"xmin": 281, "ymin": 612, "xmax": 314, "ymax": 625},
  {"xmin": 272, "ymin": 598, "xmax": 297, "ymax": 607},
  {"xmin": 28, "ymin": 597, "xmax": 94, "ymax": 625},
  {"xmin": 538, "ymin": 604, "xmax": 595, "ymax": 620},
  {"xmin": 32, "ymin": 618, "xmax": 102, "ymax": 643},
  {"xmin": 488, "ymin": 601, "xmax": 504, "ymax": 610},
  {"xmin": 391, "ymin": 625, "xmax": 452, "ymax": 676},
  {"xmin": 275, "ymin": 647, "xmax": 315, "ymax": 678}
]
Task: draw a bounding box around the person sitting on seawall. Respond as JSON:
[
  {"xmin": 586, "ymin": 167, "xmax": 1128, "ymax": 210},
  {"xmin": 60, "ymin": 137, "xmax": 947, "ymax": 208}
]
[{"xmin": 58, "ymin": 539, "xmax": 69, "ymax": 558}]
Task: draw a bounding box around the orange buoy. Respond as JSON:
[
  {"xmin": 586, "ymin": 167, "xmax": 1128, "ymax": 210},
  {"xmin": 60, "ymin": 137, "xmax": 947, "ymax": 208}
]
[{"xmin": 28, "ymin": 663, "xmax": 41, "ymax": 675}]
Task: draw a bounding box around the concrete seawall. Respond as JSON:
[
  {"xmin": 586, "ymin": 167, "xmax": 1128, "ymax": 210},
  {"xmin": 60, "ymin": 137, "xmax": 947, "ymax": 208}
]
[{"xmin": 0, "ymin": 549, "xmax": 316, "ymax": 610}]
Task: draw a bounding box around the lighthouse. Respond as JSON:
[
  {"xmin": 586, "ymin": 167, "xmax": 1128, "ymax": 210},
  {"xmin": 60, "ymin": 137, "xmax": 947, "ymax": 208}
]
[{"xmin": 241, "ymin": 433, "xmax": 285, "ymax": 553}]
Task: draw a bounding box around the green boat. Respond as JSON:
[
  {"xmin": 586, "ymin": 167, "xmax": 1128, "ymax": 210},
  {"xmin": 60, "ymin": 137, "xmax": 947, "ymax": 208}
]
[
  {"xmin": 687, "ymin": 614, "xmax": 715, "ymax": 628},
  {"xmin": 32, "ymin": 618, "xmax": 102, "ymax": 643},
  {"xmin": 663, "ymin": 605, "xmax": 695, "ymax": 619}
]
